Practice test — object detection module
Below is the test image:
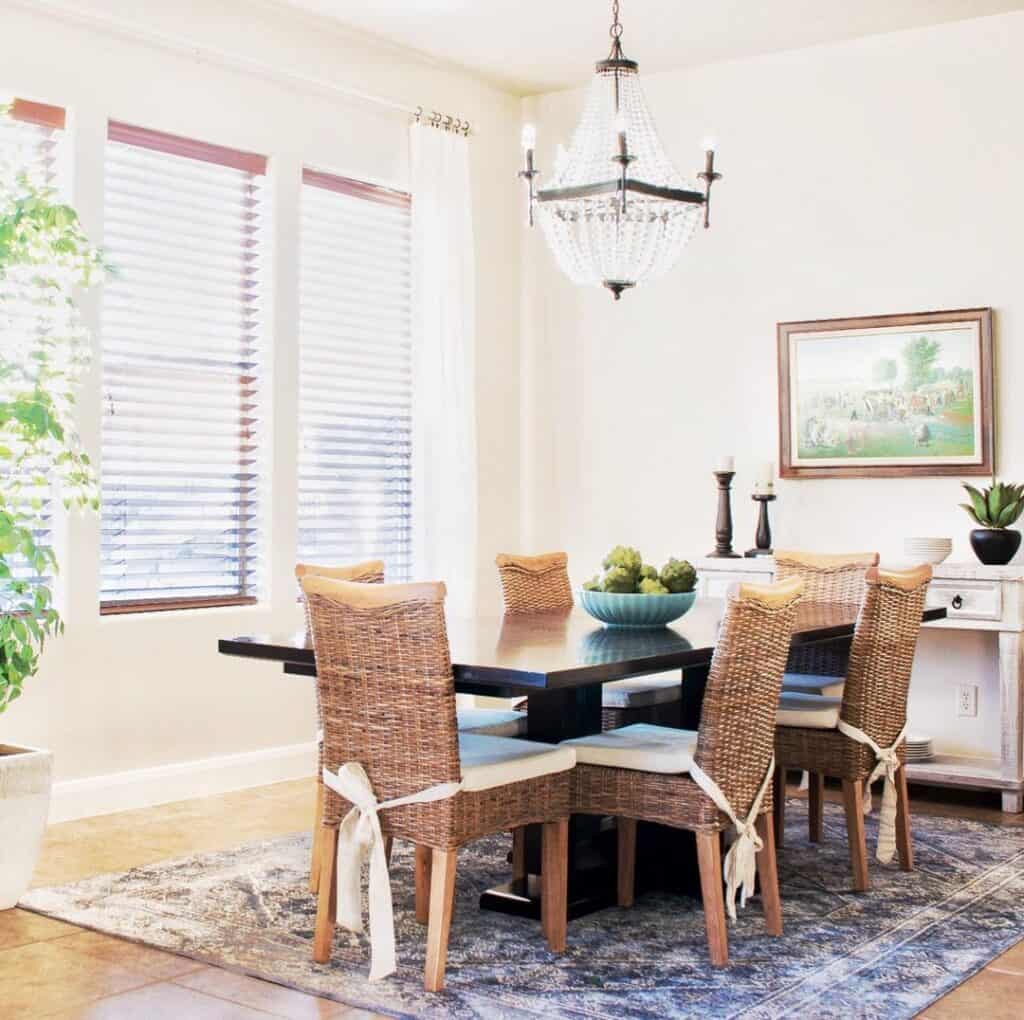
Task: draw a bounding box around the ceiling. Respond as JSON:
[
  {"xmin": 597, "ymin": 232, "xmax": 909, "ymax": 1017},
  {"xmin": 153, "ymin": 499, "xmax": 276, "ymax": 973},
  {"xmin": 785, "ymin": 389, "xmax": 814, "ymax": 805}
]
[{"xmin": 279, "ymin": 0, "xmax": 1024, "ymax": 94}]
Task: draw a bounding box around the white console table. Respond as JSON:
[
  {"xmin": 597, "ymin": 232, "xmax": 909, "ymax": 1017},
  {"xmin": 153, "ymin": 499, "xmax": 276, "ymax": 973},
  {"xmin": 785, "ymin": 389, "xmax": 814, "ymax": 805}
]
[{"xmin": 696, "ymin": 556, "xmax": 1024, "ymax": 813}]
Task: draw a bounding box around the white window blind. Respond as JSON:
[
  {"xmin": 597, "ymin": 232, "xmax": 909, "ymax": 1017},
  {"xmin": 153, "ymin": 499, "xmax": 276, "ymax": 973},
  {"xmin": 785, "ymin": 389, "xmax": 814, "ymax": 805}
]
[
  {"xmin": 0, "ymin": 99, "xmax": 65, "ymax": 602},
  {"xmin": 298, "ymin": 170, "xmax": 413, "ymax": 580},
  {"xmin": 100, "ymin": 122, "xmax": 267, "ymax": 613}
]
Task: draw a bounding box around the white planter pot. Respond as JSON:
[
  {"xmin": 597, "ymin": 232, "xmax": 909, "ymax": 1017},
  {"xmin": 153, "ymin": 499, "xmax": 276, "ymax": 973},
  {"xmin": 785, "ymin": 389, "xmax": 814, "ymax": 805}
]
[{"xmin": 0, "ymin": 745, "xmax": 53, "ymax": 910}]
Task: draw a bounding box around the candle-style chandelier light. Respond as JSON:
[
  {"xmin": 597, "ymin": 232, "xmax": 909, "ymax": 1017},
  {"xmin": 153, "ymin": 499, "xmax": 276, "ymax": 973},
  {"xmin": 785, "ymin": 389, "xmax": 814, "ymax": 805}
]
[{"xmin": 519, "ymin": 0, "xmax": 722, "ymax": 300}]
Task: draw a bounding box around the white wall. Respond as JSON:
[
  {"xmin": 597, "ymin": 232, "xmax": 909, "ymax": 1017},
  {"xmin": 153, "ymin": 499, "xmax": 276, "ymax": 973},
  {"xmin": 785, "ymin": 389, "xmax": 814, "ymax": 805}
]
[
  {"xmin": 1, "ymin": 0, "xmax": 523, "ymax": 815},
  {"xmin": 520, "ymin": 13, "xmax": 1024, "ymax": 759}
]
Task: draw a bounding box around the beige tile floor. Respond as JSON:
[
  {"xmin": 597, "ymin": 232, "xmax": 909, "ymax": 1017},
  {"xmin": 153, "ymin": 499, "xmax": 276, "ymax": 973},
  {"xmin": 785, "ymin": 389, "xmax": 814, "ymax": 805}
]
[{"xmin": 4, "ymin": 778, "xmax": 1023, "ymax": 1018}]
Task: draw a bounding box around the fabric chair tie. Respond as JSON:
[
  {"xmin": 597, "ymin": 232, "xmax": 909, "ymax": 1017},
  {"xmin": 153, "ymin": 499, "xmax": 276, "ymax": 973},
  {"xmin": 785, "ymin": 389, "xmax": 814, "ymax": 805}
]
[
  {"xmin": 687, "ymin": 756, "xmax": 775, "ymax": 921},
  {"xmin": 836, "ymin": 720, "xmax": 907, "ymax": 864},
  {"xmin": 321, "ymin": 762, "xmax": 463, "ymax": 981}
]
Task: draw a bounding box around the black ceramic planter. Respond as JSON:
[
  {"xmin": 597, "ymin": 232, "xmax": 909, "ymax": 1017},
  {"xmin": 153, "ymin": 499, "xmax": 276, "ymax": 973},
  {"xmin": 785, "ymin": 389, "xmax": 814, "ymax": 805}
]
[{"xmin": 969, "ymin": 528, "xmax": 1022, "ymax": 565}]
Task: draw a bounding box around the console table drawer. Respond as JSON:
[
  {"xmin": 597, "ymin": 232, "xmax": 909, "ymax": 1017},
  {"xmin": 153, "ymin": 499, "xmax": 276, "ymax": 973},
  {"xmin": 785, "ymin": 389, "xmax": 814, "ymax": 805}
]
[{"xmin": 927, "ymin": 579, "xmax": 1002, "ymax": 621}]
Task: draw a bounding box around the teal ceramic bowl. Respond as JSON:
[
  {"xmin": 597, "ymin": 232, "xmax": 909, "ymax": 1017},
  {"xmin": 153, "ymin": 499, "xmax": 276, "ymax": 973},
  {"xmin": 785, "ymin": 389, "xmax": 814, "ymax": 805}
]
[{"xmin": 577, "ymin": 588, "xmax": 697, "ymax": 628}]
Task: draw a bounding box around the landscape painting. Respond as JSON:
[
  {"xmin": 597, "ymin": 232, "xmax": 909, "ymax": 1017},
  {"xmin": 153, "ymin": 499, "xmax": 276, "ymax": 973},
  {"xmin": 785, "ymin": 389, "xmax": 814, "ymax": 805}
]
[{"xmin": 778, "ymin": 309, "xmax": 993, "ymax": 478}]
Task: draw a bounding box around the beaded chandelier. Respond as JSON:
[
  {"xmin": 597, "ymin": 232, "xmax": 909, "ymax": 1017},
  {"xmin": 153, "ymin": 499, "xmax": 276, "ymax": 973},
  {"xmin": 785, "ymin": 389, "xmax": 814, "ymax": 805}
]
[{"xmin": 519, "ymin": 0, "xmax": 722, "ymax": 300}]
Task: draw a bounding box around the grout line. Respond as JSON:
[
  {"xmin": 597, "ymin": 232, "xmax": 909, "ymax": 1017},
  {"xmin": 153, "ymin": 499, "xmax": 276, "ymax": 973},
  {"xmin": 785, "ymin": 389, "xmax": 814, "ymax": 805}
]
[{"xmin": 167, "ymin": 974, "xmax": 293, "ymax": 1017}]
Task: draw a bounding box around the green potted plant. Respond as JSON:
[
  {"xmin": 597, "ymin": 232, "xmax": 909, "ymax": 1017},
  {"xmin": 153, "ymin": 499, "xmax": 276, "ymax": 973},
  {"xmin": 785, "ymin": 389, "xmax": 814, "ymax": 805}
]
[
  {"xmin": 0, "ymin": 112, "xmax": 104, "ymax": 908},
  {"xmin": 960, "ymin": 480, "xmax": 1024, "ymax": 565}
]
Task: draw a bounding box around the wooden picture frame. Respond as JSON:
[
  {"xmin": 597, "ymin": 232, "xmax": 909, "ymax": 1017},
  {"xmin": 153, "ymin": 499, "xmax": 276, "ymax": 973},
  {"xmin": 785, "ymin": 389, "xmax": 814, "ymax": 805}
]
[{"xmin": 778, "ymin": 308, "xmax": 993, "ymax": 479}]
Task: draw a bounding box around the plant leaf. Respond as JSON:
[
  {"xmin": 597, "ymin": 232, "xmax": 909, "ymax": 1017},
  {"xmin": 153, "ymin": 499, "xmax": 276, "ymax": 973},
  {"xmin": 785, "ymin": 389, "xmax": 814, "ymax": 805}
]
[{"xmin": 963, "ymin": 484, "xmax": 990, "ymax": 525}]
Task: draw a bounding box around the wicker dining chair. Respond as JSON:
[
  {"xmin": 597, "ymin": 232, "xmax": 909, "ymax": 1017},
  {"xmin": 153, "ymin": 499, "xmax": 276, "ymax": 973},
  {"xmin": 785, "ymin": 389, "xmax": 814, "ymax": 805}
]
[
  {"xmin": 496, "ymin": 552, "xmax": 682, "ymax": 731},
  {"xmin": 775, "ymin": 549, "xmax": 879, "ymax": 687},
  {"xmin": 774, "ymin": 565, "xmax": 932, "ymax": 891},
  {"xmin": 302, "ymin": 575, "xmax": 574, "ymax": 991},
  {"xmin": 296, "ymin": 559, "xmax": 385, "ymax": 895},
  {"xmin": 496, "ymin": 551, "xmax": 575, "ymax": 613},
  {"xmin": 564, "ymin": 577, "xmax": 805, "ymax": 966}
]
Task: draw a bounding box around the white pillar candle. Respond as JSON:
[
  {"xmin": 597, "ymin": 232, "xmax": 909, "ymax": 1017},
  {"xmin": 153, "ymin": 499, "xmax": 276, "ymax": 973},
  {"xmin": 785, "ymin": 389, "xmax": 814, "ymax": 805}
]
[{"xmin": 715, "ymin": 455, "xmax": 734, "ymax": 473}]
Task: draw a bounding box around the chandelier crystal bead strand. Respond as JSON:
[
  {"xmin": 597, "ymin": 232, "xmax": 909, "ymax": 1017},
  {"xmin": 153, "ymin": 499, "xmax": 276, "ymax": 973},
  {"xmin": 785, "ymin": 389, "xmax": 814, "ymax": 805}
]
[{"xmin": 519, "ymin": 0, "xmax": 722, "ymax": 300}]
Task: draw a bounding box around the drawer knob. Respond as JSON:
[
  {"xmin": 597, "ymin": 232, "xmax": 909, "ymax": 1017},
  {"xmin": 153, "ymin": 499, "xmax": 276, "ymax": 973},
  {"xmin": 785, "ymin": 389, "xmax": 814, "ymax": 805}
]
[{"xmin": 951, "ymin": 594, "xmax": 963, "ymax": 610}]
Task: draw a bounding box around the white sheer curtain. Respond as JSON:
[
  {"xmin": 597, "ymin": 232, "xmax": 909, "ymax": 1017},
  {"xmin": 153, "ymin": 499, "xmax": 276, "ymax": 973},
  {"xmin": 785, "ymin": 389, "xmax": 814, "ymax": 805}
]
[{"xmin": 409, "ymin": 124, "xmax": 478, "ymax": 612}]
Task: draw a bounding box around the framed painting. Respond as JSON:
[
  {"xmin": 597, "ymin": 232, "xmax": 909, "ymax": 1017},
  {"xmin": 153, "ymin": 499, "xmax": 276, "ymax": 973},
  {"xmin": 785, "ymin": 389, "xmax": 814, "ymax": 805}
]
[{"xmin": 778, "ymin": 308, "xmax": 993, "ymax": 479}]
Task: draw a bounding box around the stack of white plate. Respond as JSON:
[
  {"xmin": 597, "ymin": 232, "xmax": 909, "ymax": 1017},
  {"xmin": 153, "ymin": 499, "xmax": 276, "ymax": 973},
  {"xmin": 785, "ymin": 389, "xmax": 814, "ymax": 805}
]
[
  {"xmin": 903, "ymin": 537, "xmax": 953, "ymax": 564},
  {"xmin": 905, "ymin": 734, "xmax": 934, "ymax": 763}
]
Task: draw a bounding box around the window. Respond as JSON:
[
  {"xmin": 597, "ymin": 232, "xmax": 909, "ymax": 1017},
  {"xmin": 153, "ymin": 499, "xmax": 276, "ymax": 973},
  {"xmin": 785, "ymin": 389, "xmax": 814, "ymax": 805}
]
[
  {"xmin": 100, "ymin": 122, "xmax": 267, "ymax": 613},
  {"xmin": 0, "ymin": 98, "xmax": 66, "ymax": 600},
  {"xmin": 298, "ymin": 170, "xmax": 413, "ymax": 579}
]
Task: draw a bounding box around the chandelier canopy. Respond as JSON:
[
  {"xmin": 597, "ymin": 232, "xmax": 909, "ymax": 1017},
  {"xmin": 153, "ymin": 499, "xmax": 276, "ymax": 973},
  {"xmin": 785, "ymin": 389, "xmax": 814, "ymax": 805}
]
[{"xmin": 519, "ymin": 0, "xmax": 722, "ymax": 300}]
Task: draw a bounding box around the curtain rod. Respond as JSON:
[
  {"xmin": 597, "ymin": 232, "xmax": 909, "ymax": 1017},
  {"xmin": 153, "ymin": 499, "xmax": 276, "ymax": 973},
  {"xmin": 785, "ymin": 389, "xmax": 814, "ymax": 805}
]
[
  {"xmin": 10, "ymin": 0, "xmax": 472, "ymax": 134},
  {"xmin": 413, "ymin": 107, "xmax": 471, "ymax": 137}
]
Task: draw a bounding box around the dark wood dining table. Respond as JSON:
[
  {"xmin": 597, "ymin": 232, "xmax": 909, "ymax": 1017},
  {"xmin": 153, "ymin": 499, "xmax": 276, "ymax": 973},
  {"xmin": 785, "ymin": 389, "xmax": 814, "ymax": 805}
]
[{"xmin": 219, "ymin": 599, "xmax": 945, "ymax": 921}]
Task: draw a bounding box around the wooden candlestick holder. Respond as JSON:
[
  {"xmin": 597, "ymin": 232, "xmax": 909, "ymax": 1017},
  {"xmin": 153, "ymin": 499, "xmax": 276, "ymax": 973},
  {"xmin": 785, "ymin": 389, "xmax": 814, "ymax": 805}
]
[
  {"xmin": 707, "ymin": 471, "xmax": 740, "ymax": 559},
  {"xmin": 745, "ymin": 493, "xmax": 776, "ymax": 558}
]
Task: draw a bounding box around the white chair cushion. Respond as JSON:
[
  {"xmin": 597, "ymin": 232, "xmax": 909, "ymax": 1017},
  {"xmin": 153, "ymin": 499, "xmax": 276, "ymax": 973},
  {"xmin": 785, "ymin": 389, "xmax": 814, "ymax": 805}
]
[
  {"xmin": 776, "ymin": 692, "xmax": 842, "ymax": 730},
  {"xmin": 601, "ymin": 674, "xmax": 682, "ymax": 709},
  {"xmin": 456, "ymin": 707, "xmax": 527, "ymax": 738},
  {"xmin": 458, "ymin": 733, "xmax": 575, "ymax": 792},
  {"xmin": 781, "ymin": 673, "xmax": 845, "ymax": 698},
  {"xmin": 560, "ymin": 723, "xmax": 698, "ymax": 775}
]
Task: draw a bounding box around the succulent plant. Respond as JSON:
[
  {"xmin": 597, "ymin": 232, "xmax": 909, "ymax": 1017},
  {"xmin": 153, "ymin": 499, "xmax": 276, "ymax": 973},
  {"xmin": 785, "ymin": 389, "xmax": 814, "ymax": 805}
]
[
  {"xmin": 601, "ymin": 545, "xmax": 642, "ymax": 581},
  {"xmin": 961, "ymin": 480, "xmax": 1024, "ymax": 530},
  {"xmin": 660, "ymin": 557, "xmax": 698, "ymax": 594},
  {"xmin": 638, "ymin": 576, "xmax": 670, "ymax": 594},
  {"xmin": 601, "ymin": 565, "xmax": 638, "ymax": 593},
  {"xmin": 582, "ymin": 575, "xmax": 602, "ymax": 591},
  {"xmin": 639, "ymin": 564, "xmax": 659, "ymax": 582}
]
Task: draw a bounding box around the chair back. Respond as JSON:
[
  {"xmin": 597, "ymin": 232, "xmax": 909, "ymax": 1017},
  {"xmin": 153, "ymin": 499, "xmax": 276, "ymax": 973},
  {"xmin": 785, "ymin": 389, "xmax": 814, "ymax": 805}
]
[
  {"xmin": 495, "ymin": 552, "xmax": 574, "ymax": 614},
  {"xmin": 774, "ymin": 550, "xmax": 879, "ymax": 604},
  {"xmin": 301, "ymin": 576, "xmax": 462, "ymax": 812},
  {"xmin": 694, "ymin": 577, "xmax": 804, "ymax": 814},
  {"xmin": 840, "ymin": 565, "xmax": 932, "ymax": 746},
  {"xmin": 295, "ymin": 559, "xmax": 385, "ymax": 600}
]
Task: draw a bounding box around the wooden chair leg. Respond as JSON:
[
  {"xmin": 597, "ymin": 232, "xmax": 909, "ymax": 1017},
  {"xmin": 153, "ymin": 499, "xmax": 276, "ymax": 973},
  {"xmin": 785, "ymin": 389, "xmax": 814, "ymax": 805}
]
[
  {"xmin": 424, "ymin": 849, "xmax": 457, "ymax": 992},
  {"xmin": 312, "ymin": 825, "xmax": 339, "ymax": 964},
  {"xmin": 309, "ymin": 782, "xmax": 323, "ymax": 894},
  {"xmin": 511, "ymin": 827, "xmax": 526, "ymax": 881},
  {"xmin": 895, "ymin": 766, "xmax": 914, "ymax": 872},
  {"xmin": 808, "ymin": 772, "xmax": 825, "ymax": 844},
  {"xmin": 696, "ymin": 831, "xmax": 728, "ymax": 966},
  {"xmin": 414, "ymin": 844, "xmax": 432, "ymax": 924},
  {"xmin": 541, "ymin": 819, "xmax": 569, "ymax": 953},
  {"xmin": 754, "ymin": 813, "xmax": 783, "ymax": 936},
  {"xmin": 384, "ymin": 836, "xmax": 394, "ymax": 866},
  {"xmin": 617, "ymin": 817, "xmax": 637, "ymax": 908},
  {"xmin": 773, "ymin": 766, "xmax": 786, "ymax": 848},
  {"xmin": 842, "ymin": 779, "xmax": 870, "ymax": 892}
]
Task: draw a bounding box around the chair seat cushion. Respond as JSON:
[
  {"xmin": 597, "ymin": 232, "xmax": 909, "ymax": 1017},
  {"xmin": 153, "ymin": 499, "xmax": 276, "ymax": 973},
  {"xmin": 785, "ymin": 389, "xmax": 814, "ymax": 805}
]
[
  {"xmin": 776, "ymin": 692, "xmax": 842, "ymax": 730},
  {"xmin": 458, "ymin": 733, "xmax": 575, "ymax": 792},
  {"xmin": 781, "ymin": 673, "xmax": 845, "ymax": 698},
  {"xmin": 456, "ymin": 707, "xmax": 527, "ymax": 738},
  {"xmin": 561, "ymin": 723, "xmax": 698, "ymax": 774},
  {"xmin": 601, "ymin": 674, "xmax": 682, "ymax": 709}
]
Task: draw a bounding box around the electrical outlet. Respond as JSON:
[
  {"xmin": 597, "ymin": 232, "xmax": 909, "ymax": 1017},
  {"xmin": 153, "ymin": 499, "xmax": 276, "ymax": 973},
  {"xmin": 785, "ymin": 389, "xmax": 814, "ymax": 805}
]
[{"xmin": 956, "ymin": 684, "xmax": 978, "ymax": 718}]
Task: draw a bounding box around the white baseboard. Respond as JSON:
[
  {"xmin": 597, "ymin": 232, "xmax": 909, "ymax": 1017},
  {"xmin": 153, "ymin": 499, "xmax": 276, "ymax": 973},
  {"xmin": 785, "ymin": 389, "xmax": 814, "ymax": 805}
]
[{"xmin": 49, "ymin": 741, "xmax": 317, "ymax": 824}]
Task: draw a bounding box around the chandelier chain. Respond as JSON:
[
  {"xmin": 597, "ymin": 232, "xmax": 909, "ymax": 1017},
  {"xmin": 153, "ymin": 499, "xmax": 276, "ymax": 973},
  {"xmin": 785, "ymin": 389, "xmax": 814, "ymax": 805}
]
[{"xmin": 610, "ymin": 0, "xmax": 622, "ymax": 39}]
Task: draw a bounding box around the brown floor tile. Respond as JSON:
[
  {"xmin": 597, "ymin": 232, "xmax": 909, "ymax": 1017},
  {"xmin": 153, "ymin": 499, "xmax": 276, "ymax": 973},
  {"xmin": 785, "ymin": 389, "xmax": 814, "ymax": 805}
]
[
  {"xmin": 0, "ymin": 939, "xmax": 154, "ymax": 1019},
  {"xmin": 175, "ymin": 966, "xmax": 357, "ymax": 1018},
  {"xmin": 55, "ymin": 930, "xmax": 205, "ymax": 981},
  {"xmin": 987, "ymin": 936, "xmax": 1024, "ymax": 975},
  {"xmin": 920, "ymin": 966, "xmax": 1024, "ymax": 1019},
  {"xmin": 0, "ymin": 908, "xmax": 80, "ymax": 950},
  {"xmin": 42, "ymin": 980, "xmax": 279, "ymax": 1018}
]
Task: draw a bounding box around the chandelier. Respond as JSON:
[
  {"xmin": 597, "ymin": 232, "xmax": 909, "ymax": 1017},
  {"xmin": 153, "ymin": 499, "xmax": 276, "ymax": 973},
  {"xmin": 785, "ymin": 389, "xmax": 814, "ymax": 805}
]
[{"xmin": 519, "ymin": 0, "xmax": 722, "ymax": 300}]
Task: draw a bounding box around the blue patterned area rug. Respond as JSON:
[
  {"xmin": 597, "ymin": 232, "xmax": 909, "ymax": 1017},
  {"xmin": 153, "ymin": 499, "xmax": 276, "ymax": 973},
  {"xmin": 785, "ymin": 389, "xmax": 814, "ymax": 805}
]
[{"xmin": 21, "ymin": 799, "xmax": 1024, "ymax": 1019}]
